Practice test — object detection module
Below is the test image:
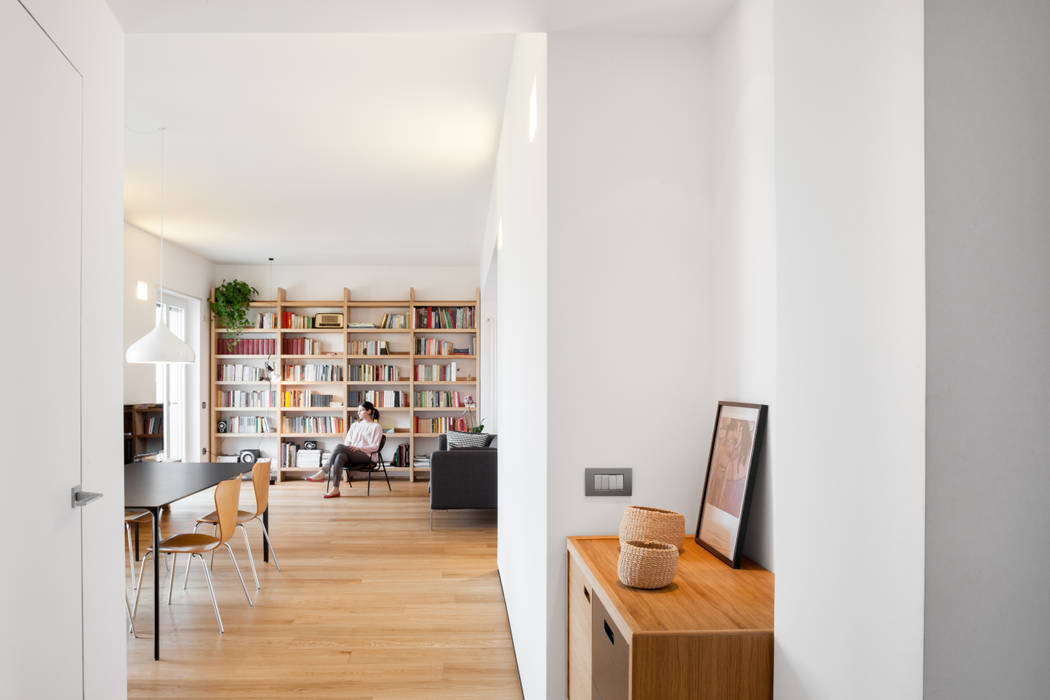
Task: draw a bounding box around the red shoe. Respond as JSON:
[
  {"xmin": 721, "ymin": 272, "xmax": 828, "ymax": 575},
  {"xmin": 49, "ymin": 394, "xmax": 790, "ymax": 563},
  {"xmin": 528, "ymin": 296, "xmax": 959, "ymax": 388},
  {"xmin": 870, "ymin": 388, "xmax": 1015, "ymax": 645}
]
[{"xmin": 323, "ymin": 491, "xmax": 340, "ymax": 499}]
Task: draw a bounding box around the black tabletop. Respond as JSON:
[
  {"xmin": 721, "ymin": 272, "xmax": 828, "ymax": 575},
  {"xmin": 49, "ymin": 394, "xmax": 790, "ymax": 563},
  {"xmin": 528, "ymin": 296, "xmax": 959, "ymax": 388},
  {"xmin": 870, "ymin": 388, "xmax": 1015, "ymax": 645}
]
[{"xmin": 124, "ymin": 462, "xmax": 249, "ymax": 509}]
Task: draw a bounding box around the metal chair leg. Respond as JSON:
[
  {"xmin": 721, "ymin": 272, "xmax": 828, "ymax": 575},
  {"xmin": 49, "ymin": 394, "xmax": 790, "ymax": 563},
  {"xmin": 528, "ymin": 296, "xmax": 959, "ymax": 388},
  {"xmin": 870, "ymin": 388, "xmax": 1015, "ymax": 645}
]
[
  {"xmin": 210, "ymin": 523, "xmax": 218, "ymax": 570},
  {"xmin": 239, "ymin": 524, "xmax": 260, "ymax": 590},
  {"xmin": 131, "ymin": 550, "xmax": 153, "ymax": 622},
  {"xmin": 125, "ymin": 523, "xmax": 137, "ymax": 590},
  {"xmin": 224, "ymin": 543, "xmax": 254, "ymax": 607},
  {"xmin": 382, "ymin": 462, "xmax": 391, "ymax": 491},
  {"xmin": 126, "ymin": 593, "xmax": 136, "ymax": 637},
  {"xmin": 367, "ymin": 467, "xmax": 372, "ymax": 495},
  {"xmin": 259, "ymin": 520, "xmax": 281, "ymax": 572},
  {"xmin": 198, "ymin": 554, "xmax": 224, "ymax": 634},
  {"xmin": 183, "ymin": 548, "xmax": 194, "ymax": 589},
  {"xmin": 167, "ymin": 553, "xmax": 177, "ymax": 604}
]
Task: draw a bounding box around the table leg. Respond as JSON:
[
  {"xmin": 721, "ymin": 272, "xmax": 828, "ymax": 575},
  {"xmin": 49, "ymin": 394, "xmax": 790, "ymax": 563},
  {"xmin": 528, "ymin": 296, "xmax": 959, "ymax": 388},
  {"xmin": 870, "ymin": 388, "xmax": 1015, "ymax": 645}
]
[
  {"xmin": 262, "ymin": 507, "xmax": 269, "ymax": 562},
  {"xmin": 152, "ymin": 507, "xmax": 160, "ymax": 660},
  {"xmin": 134, "ymin": 522, "xmax": 140, "ymax": 561}
]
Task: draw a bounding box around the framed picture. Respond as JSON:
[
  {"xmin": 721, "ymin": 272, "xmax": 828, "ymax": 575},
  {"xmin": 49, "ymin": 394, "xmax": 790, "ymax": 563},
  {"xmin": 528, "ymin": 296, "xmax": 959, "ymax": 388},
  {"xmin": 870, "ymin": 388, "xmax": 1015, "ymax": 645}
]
[{"xmin": 695, "ymin": 401, "xmax": 768, "ymax": 568}]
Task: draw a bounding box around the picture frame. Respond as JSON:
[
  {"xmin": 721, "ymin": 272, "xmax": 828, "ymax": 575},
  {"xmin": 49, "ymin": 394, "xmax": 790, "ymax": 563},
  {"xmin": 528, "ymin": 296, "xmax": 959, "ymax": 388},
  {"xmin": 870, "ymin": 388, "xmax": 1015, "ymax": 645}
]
[{"xmin": 695, "ymin": 401, "xmax": 768, "ymax": 568}]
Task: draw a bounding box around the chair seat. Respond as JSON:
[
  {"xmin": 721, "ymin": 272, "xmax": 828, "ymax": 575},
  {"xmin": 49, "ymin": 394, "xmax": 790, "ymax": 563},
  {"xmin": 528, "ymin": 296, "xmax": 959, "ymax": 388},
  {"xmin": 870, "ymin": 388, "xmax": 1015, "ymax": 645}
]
[
  {"xmin": 153, "ymin": 533, "xmax": 221, "ymax": 554},
  {"xmin": 195, "ymin": 509, "xmax": 257, "ymax": 525}
]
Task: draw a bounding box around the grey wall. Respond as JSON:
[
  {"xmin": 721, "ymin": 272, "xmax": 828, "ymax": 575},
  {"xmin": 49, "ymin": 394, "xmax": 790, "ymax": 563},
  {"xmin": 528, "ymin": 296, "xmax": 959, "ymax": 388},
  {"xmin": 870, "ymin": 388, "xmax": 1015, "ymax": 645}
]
[{"xmin": 925, "ymin": 2, "xmax": 1050, "ymax": 698}]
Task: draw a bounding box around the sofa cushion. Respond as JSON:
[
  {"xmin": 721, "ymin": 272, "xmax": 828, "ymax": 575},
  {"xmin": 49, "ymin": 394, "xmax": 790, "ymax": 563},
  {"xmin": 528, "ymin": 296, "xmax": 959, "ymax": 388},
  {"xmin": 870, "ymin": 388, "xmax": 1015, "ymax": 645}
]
[{"xmin": 446, "ymin": 430, "xmax": 495, "ymax": 448}]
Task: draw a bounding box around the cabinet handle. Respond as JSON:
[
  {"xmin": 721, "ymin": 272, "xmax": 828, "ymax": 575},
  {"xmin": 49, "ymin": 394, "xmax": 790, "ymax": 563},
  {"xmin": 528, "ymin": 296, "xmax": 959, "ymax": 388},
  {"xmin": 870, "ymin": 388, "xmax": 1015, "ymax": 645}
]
[
  {"xmin": 604, "ymin": 619, "xmax": 615, "ymax": 645},
  {"xmin": 583, "ymin": 586, "xmax": 590, "ymax": 603}
]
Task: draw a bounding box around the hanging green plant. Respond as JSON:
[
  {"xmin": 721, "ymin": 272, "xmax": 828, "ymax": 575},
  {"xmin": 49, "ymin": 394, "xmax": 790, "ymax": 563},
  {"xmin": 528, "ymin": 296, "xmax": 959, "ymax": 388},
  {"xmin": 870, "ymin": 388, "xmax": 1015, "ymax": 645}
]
[{"xmin": 210, "ymin": 279, "xmax": 258, "ymax": 352}]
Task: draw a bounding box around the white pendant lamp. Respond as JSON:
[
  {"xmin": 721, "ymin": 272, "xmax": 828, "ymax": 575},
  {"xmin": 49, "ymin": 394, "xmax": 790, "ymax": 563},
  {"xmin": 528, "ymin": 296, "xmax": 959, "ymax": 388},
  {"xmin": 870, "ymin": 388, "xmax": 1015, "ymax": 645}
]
[{"xmin": 126, "ymin": 127, "xmax": 196, "ymax": 364}]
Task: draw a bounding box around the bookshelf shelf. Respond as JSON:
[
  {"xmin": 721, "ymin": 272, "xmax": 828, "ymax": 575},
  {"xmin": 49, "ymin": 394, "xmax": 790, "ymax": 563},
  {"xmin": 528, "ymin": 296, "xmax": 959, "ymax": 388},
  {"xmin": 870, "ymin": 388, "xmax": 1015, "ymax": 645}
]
[
  {"xmin": 413, "ymin": 406, "xmax": 476, "ymax": 411},
  {"xmin": 210, "ymin": 285, "xmax": 481, "ymax": 482}
]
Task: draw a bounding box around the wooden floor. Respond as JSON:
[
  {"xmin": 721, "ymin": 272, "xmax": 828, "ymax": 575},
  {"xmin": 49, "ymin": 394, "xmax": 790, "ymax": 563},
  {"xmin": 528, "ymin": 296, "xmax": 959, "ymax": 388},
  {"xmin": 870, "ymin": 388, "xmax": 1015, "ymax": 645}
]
[{"xmin": 126, "ymin": 478, "xmax": 521, "ymax": 699}]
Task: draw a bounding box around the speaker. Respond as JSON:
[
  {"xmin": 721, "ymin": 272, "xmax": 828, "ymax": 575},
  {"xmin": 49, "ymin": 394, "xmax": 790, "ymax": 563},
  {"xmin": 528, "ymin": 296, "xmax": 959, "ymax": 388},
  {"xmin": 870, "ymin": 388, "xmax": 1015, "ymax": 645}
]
[
  {"xmin": 217, "ymin": 419, "xmax": 228, "ymax": 434},
  {"xmin": 303, "ymin": 440, "xmax": 318, "ymax": 450},
  {"xmin": 238, "ymin": 449, "xmax": 262, "ymax": 465}
]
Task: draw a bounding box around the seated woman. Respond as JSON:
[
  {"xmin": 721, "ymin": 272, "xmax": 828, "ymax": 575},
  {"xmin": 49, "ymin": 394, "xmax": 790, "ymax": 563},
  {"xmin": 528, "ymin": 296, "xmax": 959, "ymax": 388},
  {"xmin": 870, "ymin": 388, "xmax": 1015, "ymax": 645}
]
[{"xmin": 305, "ymin": 402, "xmax": 383, "ymax": 498}]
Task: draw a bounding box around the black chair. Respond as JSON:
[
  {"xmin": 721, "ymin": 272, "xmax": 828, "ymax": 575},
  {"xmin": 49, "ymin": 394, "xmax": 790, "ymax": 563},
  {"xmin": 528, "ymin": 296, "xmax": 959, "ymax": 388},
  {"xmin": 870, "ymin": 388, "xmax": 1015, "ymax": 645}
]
[{"xmin": 326, "ymin": 435, "xmax": 391, "ymax": 495}]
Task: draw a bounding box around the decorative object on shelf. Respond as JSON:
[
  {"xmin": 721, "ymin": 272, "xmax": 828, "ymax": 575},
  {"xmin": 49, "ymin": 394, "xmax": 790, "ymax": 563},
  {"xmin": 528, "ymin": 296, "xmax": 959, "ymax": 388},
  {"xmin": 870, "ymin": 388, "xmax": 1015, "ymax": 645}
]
[
  {"xmin": 314, "ymin": 313, "xmax": 344, "ymax": 328},
  {"xmin": 125, "ymin": 127, "xmax": 195, "ymax": 365},
  {"xmin": 459, "ymin": 395, "xmax": 486, "ymax": 434},
  {"xmin": 210, "ymin": 279, "xmax": 258, "ymax": 351},
  {"xmin": 303, "ymin": 440, "xmax": 318, "ymax": 450},
  {"xmin": 617, "ymin": 540, "xmax": 679, "ymax": 589},
  {"xmin": 263, "ymin": 359, "xmax": 280, "ymax": 384},
  {"xmin": 217, "ymin": 419, "xmax": 228, "ymax": 434},
  {"xmin": 696, "ymin": 401, "xmax": 768, "ymax": 568},
  {"xmin": 618, "ymin": 505, "xmax": 686, "ymax": 552},
  {"xmin": 238, "ymin": 448, "xmax": 262, "ymax": 464}
]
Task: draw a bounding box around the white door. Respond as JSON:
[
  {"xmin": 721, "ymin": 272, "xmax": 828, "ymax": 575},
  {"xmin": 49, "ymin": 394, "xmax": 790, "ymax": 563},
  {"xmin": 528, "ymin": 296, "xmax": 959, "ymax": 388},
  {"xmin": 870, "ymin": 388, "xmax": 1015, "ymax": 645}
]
[
  {"xmin": 0, "ymin": 1, "xmax": 86, "ymax": 696},
  {"xmin": 156, "ymin": 297, "xmax": 188, "ymax": 460}
]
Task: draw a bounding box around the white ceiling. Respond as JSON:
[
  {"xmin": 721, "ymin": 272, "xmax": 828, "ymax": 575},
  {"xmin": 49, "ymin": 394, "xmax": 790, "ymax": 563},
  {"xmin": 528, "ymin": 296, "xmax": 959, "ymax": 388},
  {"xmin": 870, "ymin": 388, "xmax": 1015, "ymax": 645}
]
[
  {"xmin": 108, "ymin": 0, "xmax": 734, "ymax": 35},
  {"xmin": 125, "ymin": 34, "xmax": 515, "ymax": 264}
]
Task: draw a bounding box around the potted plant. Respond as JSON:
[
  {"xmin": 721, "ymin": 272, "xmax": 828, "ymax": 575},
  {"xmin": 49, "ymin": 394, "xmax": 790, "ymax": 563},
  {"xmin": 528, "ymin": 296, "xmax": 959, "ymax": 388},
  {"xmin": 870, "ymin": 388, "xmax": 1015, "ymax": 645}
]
[{"xmin": 210, "ymin": 279, "xmax": 258, "ymax": 351}]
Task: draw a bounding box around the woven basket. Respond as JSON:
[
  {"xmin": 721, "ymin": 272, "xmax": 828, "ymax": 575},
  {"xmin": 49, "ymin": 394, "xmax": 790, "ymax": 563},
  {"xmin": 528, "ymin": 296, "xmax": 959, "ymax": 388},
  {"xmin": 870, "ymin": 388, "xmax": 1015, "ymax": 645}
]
[
  {"xmin": 618, "ymin": 506, "xmax": 685, "ymax": 552},
  {"xmin": 617, "ymin": 540, "xmax": 679, "ymax": 589}
]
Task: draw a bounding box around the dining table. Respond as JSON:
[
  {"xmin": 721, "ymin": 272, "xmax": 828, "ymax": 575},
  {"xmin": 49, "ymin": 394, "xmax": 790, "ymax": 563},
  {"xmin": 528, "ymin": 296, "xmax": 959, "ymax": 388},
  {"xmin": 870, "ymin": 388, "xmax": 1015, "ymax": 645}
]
[{"xmin": 124, "ymin": 461, "xmax": 270, "ymax": 660}]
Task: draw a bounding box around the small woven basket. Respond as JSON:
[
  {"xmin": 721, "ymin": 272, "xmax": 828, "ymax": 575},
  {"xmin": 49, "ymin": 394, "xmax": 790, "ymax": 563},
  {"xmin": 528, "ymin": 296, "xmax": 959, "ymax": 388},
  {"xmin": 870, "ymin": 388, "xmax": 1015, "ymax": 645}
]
[
  {"xmin": 617, "ymin": 540, "xmax": 679, "ymax": 589},
  {"xmin": 618, "ymin": 506, "xmax": 685, "ymax": 552}
]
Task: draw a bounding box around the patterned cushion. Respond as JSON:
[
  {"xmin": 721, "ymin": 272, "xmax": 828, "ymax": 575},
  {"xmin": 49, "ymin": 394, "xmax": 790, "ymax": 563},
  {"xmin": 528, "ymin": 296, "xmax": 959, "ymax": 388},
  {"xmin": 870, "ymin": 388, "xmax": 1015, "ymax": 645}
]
[{"xmin": 446, "ymin": 431, "xmax": 494, "ymax": 449}]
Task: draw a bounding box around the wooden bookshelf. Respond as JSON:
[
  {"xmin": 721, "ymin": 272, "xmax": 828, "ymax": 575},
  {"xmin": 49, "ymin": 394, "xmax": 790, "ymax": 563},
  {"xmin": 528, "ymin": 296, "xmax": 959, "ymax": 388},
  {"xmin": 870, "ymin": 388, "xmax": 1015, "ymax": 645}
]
[
  {"xmin": 210, "ymin": 286, "xmax": 480, "ymax": 482},
  {"xmin": 125, "ymin": 403, "xmax": 164, "ymax": 462}
]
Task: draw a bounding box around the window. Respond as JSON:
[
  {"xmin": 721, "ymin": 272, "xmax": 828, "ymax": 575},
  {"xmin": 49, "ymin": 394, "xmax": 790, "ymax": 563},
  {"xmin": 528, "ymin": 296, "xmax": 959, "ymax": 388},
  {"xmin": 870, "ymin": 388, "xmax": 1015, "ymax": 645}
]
[{"xmin": 155, "ymin": 301, "xmax": 187, "ymax": 461}]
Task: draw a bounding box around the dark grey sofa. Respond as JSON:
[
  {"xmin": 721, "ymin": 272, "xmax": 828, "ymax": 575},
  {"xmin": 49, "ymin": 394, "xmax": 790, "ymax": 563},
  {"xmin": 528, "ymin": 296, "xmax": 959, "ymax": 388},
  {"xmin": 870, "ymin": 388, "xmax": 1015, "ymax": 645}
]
[{"xmin": 429, "ymin": 434, "xmax": 497, "ymax": 529}]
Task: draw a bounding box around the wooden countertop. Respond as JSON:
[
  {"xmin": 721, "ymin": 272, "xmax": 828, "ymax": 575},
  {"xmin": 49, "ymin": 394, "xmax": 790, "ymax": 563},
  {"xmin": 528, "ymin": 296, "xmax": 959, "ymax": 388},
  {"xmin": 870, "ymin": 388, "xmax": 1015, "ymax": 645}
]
[{"xmin": 567, "ymin": 536, "xmax": 774, "ymax": 639}]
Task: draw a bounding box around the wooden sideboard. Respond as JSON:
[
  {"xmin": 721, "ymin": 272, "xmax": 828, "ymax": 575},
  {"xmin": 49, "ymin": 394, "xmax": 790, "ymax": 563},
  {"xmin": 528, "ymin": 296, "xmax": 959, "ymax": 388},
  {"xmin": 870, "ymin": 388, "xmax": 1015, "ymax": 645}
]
[{"xmin": 567, "ymin": 536, "xmax": 774, "ymax": 700}]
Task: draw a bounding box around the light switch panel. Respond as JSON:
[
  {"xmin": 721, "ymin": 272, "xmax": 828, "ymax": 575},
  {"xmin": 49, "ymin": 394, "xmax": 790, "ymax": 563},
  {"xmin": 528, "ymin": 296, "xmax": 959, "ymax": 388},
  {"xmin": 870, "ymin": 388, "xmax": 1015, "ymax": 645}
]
[{"xmin": 585, "ymin": 467, "xmax": 632, "ymax": 497}]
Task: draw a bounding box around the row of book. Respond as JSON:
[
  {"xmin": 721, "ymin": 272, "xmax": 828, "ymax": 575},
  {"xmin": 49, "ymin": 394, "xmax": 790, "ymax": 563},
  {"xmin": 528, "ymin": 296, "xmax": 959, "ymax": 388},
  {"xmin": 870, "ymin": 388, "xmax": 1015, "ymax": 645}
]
[
  {"xmin": 282, "ymin": 312, "xmax": 314, "ymax": 329},
  {"xmin": 415, "ymin": 362, "xmax": 458, "ymax": 382},
  {"xmin": 348, "ymin": 340, "xmax": 391, "ymax": 355},
  {"xmin": 254, "ymin": 312, "xmax": 278, "ymax": 328},
  {"xmin": 280, "ymin": 444, "xmax": 333, "ymax": 468},
  {"xmin": 225, "ymin": 416, "xmax": 276, "ymax": 433},
  {"xmin": 388, "ymin": 443, "xmax": 410, "ymax": 467},
  {"xmin": 143, "ymin": 416, "xmax": 161, "ymax": 434},
  {"xmin": 284, "ymin": 363, "xmax": 343, "ymax": 382},
  {"xmin": 282, "ymin": 416, "xmax": 345, "ymax": 434},
  {"xmin": 282, "ymin": 391, "xmax": 340, "ymax": 408},
  {"xmin": 415, "ymin": 306, "xmax": 475, "ymax": 329},
  {"xmin": 378, "ymin": 313, "xmax": 408, "ymax": 328},
  {"xmin": 283, "ymin": 338, "xmax": 323, "ymax": 355},
  {"xmin": 415, "ymin": 416, "xmax": 469, "ymax": 433},
  {"xmin": 414, "ymin": 338, "xmax": 454, "ymax": 355},
  {"xmin": 349, "ymin": 364, "xmax": 400, "ymax": 381},
  {"xmin": 218, "ymin": 390, "xmax": 278, "ymax": 408},
  {"xmin": 414, "ymin": 391, "xmax": 467, "ymax": 407},
  {"xmin": 219, "ymin": 338, "xmax": 276, "ymax": 355},
  {"xmin": 347, "ymin": 390, "xmax": 409, "ymax": 407},
  {"xmin": 216, "ymin": 364, "xmax": 266, "ymax": 382}
]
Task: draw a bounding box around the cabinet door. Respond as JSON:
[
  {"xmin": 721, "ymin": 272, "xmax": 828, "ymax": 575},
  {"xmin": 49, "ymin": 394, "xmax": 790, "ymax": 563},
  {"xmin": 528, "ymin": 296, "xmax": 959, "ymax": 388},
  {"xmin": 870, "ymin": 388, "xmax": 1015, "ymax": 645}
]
[{"xmin": 568, "ymin": 552, "xmax": 592, "ymax": 699}]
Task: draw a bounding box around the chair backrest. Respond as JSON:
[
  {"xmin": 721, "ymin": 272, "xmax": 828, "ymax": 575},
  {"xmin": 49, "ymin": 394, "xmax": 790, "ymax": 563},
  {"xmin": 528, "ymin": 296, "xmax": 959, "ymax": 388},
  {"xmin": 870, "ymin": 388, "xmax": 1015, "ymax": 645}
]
[
  {"xmin": 251, "ymin": 460, "xmax": 270, "ymax": 516},
  {"xmin": 213, "ymin": 477, "xmax": 241, "ymax": 545},
  {"xmin": 376, "ymin": 434, "xmax": 386, "ymax": 454}
]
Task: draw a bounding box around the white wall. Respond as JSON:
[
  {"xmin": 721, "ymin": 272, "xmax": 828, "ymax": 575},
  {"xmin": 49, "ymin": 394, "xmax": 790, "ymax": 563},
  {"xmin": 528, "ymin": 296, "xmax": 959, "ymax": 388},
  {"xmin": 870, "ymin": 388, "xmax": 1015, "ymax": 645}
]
[
  {"xmin": 546, "ymin": 32, "xmax": 711, "ymax": 699},
  {"xmin": 10, "ymin": 0, "xmax": 126, "ymax": 696},
  {"xmin": 489, "ymin": 33, "xmax": 548, "ymax": 700},
  {"xmin": 924, "ymin": 2, "xmax": 1050, "ymax": 698},
  {"xmin": 708, "ymin": 0, "xmax": 775, "ymax": 569},
  {"xmin": 773, "ymin": 1, "xmax": 925, "ymax": 698},
  {"xmin": 125, "ymin": 222, "xmax": 214, "ymax": 460}
]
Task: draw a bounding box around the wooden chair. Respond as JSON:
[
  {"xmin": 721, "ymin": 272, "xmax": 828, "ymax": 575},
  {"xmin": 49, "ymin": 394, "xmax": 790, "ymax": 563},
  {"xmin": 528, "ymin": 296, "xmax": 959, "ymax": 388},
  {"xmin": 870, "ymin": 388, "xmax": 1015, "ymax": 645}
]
[
  {"xmin": 192, "ymin": 460, "xmax": 280, "ymax": 591},
  {"xmin": 326, "ymin": 435, "xmax": 392, "ymax": 496},
  {"xmin": 132, "ymin": 477, "xmax": 253, "ymax": 634}
]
